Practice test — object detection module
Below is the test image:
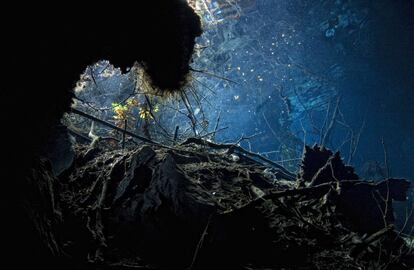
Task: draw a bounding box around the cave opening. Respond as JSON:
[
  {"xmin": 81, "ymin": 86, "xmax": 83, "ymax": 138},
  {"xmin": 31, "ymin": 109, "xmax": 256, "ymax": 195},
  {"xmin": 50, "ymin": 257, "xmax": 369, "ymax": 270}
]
[{"xmin": 3, "ymin": 0, "xmax": 414, "ymax": 269}]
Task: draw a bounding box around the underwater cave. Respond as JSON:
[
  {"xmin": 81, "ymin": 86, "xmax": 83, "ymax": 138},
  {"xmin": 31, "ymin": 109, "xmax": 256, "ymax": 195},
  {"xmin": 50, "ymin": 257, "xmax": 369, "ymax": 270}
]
[{"xmin": 2, "ymin": 0, "xmax": 414, "ymax": 269}]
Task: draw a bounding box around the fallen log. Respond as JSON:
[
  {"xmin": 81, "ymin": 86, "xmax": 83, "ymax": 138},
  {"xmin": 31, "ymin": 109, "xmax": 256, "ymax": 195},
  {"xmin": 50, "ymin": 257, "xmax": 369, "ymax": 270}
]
[{"xmin": 181, "ymin": 137, "xmax": 296, "ymax": 180}]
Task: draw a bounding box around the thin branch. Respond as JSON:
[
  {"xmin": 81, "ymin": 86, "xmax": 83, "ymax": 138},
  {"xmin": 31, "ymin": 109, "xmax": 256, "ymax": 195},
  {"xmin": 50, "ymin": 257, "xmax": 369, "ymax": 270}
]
[
  {"xmin": 319, "ymin": 99, "xmax": 332, "ymax": 144},
  {"xmin": 71, "ymin": 108, "xmax": 164, "ymax": 147},
  {"xmin": 180, "ymin": 91, "xmax": 198, "ymax": 136},
  {"xmin": 347, "ymin": 115, "xmax": 366, "ymax": 164},
  {"xmin": 188, "ymin": 213, "xmax": 214, "ymax": 269},
  {"xmin": 321, "ymin": 95, "xmax": 341, "ymax": 147},
  {"xmin": 262, "ymin": 112, "xmax": 281, "ymax": 144},
  {"xmin": 144, "ymin": 95, "xmax": 172, "ymax": 139},
  {"xmin": 173, "ymin": 126, "xmax": 180, "ymax": 142},
  {"xmin": 190, "ymin": 67, "xmax": 238, "ymax": 84},
  {"xmin": 381, "ymin": 137, "xmax": 391, "ymax": 178},
  {"xmin": 73, "ymin": 96, "xmax": 111, "ymax": 112},
  {"xmin": 211, "ymin": 111, "xmax": 221, "ymax": 140},
  {"xmin": 200, "ymin": 127, "xmax": 228, "ymax": 139}
]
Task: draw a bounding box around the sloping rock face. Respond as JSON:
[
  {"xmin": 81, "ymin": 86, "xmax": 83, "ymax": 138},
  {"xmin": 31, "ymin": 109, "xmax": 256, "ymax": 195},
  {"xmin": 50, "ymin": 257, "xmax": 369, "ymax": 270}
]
[
  {"xmin": 55, "ymin": 143, "xmax": 412, "ymax": 269},
  {"xmin": 3, "ymin": 159, "xmax": 68, "ymax": 268}
]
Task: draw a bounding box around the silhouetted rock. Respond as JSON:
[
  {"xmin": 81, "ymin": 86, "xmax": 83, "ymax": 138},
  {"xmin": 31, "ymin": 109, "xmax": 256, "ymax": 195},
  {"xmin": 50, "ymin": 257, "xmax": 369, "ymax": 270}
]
[{"xmin": 2, "ymin": 1, "xmax": 202, "ymax": 268}]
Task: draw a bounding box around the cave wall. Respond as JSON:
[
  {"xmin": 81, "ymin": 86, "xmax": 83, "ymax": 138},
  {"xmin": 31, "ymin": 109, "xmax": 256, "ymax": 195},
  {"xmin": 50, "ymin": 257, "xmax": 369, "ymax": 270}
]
[{"xmin": 1, "ymin": 1, "xmax": 201, "ymax": 268}]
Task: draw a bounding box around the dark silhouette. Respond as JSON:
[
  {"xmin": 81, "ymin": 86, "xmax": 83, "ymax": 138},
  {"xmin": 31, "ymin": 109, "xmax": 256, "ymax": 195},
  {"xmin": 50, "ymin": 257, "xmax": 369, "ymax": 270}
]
[{"xmin": 2, "ymin": 2, "xmax": 201, "ymax": 268}]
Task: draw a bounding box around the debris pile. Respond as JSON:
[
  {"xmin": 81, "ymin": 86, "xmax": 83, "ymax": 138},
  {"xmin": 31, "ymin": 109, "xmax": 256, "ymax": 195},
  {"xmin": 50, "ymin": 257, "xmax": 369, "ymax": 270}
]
[{"xmin": 33, "ymin": 142, "xmax": 412, "ymax": 269}]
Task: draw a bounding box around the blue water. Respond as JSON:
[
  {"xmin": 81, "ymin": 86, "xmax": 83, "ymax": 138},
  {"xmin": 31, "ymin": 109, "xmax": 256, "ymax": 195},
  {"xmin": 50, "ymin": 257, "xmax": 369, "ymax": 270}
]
[
  {"xmin": 73, "ymin": 0, "xmax": 414, "ymax": 214},
  {"xmin": 190, "ymin": 0, "xmax": 414, "ymax": 181}
]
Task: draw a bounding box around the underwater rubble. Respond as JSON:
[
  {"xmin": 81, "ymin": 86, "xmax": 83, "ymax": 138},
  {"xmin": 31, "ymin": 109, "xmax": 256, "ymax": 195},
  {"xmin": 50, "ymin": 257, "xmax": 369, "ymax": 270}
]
[{"xmin": 26, "ymin": 141, "xmax": 413, "ymax": 269}]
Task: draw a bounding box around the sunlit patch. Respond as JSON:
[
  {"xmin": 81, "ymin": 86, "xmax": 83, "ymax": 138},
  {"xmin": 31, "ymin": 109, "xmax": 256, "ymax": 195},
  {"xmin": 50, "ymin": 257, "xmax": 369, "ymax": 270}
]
[
  {"xmin": 101, "ymin": 68, "xmax": 116, "ymax": 78},
  {"xmin": 188, "ymin": 0, "xmax": 256, "ymax": 26},
  {"xmin": 74, "ymin": 80, "xmax": 88, "ymax": 93}
]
